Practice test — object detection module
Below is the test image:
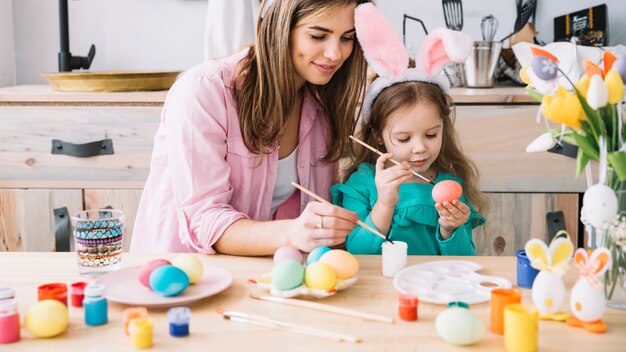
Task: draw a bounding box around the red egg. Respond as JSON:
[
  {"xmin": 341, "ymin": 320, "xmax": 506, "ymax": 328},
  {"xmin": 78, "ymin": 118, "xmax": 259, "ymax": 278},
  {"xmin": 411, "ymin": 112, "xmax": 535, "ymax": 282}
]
[
  {"xmin": 432, "ymin": 180, "xmax": 463, "ymax": 203},
  {"xmin": 138, "ymin": 259, "xmax": 171, "ymax": 288}
]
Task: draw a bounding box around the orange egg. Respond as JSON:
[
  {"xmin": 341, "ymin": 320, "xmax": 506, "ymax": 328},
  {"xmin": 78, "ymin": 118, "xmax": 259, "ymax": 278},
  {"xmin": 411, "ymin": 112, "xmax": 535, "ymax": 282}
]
[{"xmin": 319, "ymin": 250, "xmax": 359, "ymax": 279}]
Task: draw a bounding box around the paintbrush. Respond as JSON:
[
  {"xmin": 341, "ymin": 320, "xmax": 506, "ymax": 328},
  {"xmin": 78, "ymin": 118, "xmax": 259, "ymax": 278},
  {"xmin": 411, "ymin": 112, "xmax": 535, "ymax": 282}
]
[{"xmin": 349, "ymin": 135, "xmax": 435, "ymax": 185}]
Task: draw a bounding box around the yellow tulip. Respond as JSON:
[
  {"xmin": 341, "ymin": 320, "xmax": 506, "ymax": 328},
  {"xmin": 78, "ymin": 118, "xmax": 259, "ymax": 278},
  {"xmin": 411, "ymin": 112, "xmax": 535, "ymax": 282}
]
[
  {"xmin": 541, "ymin": 87, "xmax": 584, "ymax": 129},
  {"xmin": 605, "ymin": 68, "xmax": 625, "ymax": 104},
  {"xmin": 520, "ymin": 66, "xmax": 531, "ymax": 84},
  {"xmin": 576, "ymin": 74, "xmax": 590, "ymax": 98}
]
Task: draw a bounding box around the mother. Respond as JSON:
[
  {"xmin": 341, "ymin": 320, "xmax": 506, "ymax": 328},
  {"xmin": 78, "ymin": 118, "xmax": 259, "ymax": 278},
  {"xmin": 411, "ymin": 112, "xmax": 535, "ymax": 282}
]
[{"xmin": 130, "ymin": 0, "xmax": 371, "ymax": 255}]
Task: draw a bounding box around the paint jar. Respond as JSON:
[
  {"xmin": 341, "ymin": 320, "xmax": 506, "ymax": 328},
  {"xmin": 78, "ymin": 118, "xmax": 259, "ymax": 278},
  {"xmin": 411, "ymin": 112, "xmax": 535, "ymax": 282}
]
[
  {"xmin": 129, "ymin": 317, "xmax": 153, "ymax": 349},
  {"xmin": 38, "ymin": 283, "xmax": 68, "ymax": 306},
  {"xmin": 124, "ymin": 307, "xmax": 148, "ymax": 336},
  {"xmin": 397, "ymin": 294, "xmax": 418, "ymax": 321},
  {"xmin": 70, "ymin": 282, "xmax": 88, "ymax": 308},
  {"xmin": 382, "ymin": 241, "xmax": 407, "ymax": 277},
  {"xmin": 0, "ymin": 291, "xmax": 20, "ymax": 344},
  {"xmin": 490, "ymin": 288, "xmax": 522, "ymax": 334},
  {"xmin": 516, "ymin": 250, "xmax": 539, "ymax": 288},
  {"xmin": 83, "ymin": 284, "xmax": 108, "ymax": 326},
  {"xmin": 504, "ymin": 304, "xmax": 539, "ymax": 352},
  {"xmin": 167, "ymin": 307, "xmax": 191, "ymax": 337}
]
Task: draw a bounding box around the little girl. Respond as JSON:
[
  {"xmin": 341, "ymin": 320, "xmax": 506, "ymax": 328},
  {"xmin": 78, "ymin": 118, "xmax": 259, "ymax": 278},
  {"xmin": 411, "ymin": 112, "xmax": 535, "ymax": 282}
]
[{"xmin": 331, "ymin": 4, "xmax": 487, "ymax": 255}]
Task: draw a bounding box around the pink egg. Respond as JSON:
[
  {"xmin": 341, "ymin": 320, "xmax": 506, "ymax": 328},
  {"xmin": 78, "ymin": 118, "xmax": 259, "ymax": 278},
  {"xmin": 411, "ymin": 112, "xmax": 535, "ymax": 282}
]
[
  {"xmin": 273, "ymin": 246, "xmax": 303, "ymax": 264},
  {"xmin": 432, "ymin": 180, "xmax": 463, "ymax": 204},
  {"xmin": 138, "ymin": 259, "xmax": 171, "ymax": 288}
]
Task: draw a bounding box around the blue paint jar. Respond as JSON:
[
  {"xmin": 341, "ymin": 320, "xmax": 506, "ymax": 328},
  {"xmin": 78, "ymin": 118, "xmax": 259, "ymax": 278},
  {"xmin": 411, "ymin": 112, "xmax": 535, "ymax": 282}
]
[
  {"xmin": 167, "ymin": 307, "xmax": 191, "ymax": 337},
  {"xmin": 516, "ymin": 250, "xmax": 539, "ymax": 288},
  {"xmin": 83, "ymin": 284, "xmax": 108, "ymax": 326}
]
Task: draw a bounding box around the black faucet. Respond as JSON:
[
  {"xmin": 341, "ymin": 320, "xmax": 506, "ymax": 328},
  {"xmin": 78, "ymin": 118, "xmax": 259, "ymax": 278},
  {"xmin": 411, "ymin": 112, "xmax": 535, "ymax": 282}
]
[{"xmin": 58, "ymin": 0, "xmax": 96, "ymax": 72}]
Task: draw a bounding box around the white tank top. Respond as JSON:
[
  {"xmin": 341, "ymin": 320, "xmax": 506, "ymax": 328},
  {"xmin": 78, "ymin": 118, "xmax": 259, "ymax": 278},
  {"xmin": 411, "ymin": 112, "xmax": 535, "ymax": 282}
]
[{"xmin": 270, "ymin": 146, "xmax": 299, "ymax": 215}]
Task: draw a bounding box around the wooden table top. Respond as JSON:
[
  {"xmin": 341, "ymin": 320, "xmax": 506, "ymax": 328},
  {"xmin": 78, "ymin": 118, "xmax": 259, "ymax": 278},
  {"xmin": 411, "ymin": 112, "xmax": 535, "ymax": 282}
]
[{"xmin": 1, "ymin": 253, "xmax": 624, "ymax": 351}]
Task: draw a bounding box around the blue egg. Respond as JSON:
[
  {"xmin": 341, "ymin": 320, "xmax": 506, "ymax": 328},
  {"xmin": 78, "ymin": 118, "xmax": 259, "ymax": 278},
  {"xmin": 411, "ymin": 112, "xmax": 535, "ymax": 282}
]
[
  {"xmin": 531, "ymin": 56, "xmax": 558, "ymax": 81},
  {"xmin": 306, "ymin": 246, "xmax": 331, "ymax": 266},
  {"xmin": 149, "ymin": 265, "xmax": 190, "ymax": 296}
]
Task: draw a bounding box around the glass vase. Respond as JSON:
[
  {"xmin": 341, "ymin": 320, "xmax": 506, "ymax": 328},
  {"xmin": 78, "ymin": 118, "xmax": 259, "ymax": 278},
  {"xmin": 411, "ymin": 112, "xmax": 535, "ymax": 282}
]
[{"xmin": 604, "ymin": 167, "xmax": 626, "ymax": 309}]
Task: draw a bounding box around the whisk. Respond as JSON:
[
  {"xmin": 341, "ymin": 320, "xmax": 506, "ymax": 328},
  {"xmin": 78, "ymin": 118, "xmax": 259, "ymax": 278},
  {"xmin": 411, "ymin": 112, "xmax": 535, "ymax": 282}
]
[{"xmin": 481, "ymin": 15, "xmax": 498, "ymax": 42}]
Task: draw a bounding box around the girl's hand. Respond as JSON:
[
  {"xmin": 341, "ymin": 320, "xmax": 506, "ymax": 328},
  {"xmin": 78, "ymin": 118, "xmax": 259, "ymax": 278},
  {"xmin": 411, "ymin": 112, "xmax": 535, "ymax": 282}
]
[
  {"xmin": 374, "ymin": 153, "xmax": 413, "ymax": 209},
  {"xmin": 288, "ymin": 201, "xmax": 359, "ymax": 252},
  {"xmin": 435, "ymin": 199, "xmax": 470, "ymax": 239}
]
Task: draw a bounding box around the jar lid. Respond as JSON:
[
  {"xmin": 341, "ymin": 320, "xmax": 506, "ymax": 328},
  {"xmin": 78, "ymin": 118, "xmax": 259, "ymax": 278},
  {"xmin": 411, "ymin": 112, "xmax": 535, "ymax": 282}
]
[
  {"xmin": 84, "ymin": 284, "xmax": 105, "ymax": 297},
  {"xmin": 70, "ymin": 282, "xmax": 88, "ymax": 294},
  {"xmin": 128, "ymin": 317, "xmax": 153, "ymax": 334},
  {"xmin": 0, "ymin": 298, "xmax": 17, "ymax": 317},
  {"xmin": 167, "ymin": 307, "xmax": 191, "ymax": 324},
  {"xmin": 0, "ymin": 287, "xmax": 15, "ymax": 300}
]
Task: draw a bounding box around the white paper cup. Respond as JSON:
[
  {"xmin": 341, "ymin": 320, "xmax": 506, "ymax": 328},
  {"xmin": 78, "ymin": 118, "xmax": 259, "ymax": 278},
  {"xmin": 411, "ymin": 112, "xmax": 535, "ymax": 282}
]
[{"xmin": 382, "ymin": 241, "xmax": 408, "ymax": 277}]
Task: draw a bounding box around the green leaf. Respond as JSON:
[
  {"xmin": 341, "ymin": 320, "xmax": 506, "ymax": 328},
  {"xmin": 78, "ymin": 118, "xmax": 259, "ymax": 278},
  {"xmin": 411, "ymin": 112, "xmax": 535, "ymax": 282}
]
[
  {"xmin": 575, "ymin": 90, "xmax": 604, "ymax": 139},
  {"xmin": 572, "ymin": 132, "xmax": 599, "ymax": 160},
  {"xmin": 608, "ymin": 152, "xmax": 626, "ymax": 181},
  {"xmin": 525, "ymin": 88, "xmax": 544, "ymax": 103},
  {"xmin": 576, "ymin": 148, "xmax": 591, "ymax": 178}
]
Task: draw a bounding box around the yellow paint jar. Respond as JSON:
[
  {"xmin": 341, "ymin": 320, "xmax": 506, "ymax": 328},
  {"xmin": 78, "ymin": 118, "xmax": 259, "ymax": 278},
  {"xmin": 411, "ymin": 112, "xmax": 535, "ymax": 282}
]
[
  {"xmin": 504, "ymin": 304, "xmax": 538, "ymax": 352},
  {"xmin": 128, "ymin": 317, "xmax": 153, "ymax": 349}
]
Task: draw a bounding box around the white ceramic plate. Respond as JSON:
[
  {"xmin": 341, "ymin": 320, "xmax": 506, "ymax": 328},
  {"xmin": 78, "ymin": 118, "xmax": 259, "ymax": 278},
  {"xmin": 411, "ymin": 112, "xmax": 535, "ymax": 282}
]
[
  {"xmin": 393, "ymin": 260, "xmax": 512, "ymax": 305},
  {"xmin": 97, "ymin": 264, "xmax": 232, "ymax": 308}
]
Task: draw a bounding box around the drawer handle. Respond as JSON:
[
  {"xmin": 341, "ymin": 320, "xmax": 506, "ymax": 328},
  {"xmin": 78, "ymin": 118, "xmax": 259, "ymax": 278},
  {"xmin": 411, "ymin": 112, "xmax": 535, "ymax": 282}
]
[
  {"xmin": 54, "ymin": 207, "xmax": 71, "ymax": 252},
  {"xmin": 51, "ymin": 138, "xmax": 114, "ymax": 157}
]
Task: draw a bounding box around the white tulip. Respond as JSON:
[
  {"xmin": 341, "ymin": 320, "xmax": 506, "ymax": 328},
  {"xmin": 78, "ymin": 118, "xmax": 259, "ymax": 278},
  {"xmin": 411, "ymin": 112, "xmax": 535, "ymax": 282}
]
[{"xmin": 586, "ymin": 74, "xmax": 608, "ymax": 110}]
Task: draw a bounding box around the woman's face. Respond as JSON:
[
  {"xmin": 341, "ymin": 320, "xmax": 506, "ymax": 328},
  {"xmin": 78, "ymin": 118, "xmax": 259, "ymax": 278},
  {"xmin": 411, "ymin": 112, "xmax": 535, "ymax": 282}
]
[
  {"xmin": 289, "ymin": 4, "xmax": 357, "ymax": 87},
  {"xmin": 379, "ymin": 101, "xmax": 443, "ymax": 175}
]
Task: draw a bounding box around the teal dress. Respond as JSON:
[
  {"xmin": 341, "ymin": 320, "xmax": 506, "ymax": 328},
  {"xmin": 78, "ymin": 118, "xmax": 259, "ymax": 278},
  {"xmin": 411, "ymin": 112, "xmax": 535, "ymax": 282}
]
[{"xmin": 331, "ymin": 163, "xmax": 485, "ymax": 255}]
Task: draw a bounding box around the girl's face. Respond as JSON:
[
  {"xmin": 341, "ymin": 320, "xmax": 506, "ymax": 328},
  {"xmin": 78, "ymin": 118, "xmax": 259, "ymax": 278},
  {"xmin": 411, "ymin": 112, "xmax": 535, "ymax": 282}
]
[
  {"xmin": 379, "ymin": 101, "xmax": 443, "ymax": 175},
  {"xmin": 289, "ymin": 4, "xmax": 357, "ymax": 87}
]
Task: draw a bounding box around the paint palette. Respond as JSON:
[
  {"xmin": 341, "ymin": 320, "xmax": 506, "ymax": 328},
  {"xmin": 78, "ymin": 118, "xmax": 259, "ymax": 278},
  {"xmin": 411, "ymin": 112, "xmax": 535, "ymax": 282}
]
[
  {"xmin": 248, "ymin": 274, "xmax": 357, "ymax": 299},
  {"xmin": 393, "ymin": 260, "xmax": 512, "ymax": 305}
]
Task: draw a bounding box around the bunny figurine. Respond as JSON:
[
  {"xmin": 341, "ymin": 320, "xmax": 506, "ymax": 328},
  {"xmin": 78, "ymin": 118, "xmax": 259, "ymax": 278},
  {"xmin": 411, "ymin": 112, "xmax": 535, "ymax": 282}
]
[
  {"xmin": 566, "ymin": 247, "xmax": 612, "ymax": 333},
  {"xmin": 525, "ymin": 237, "xmax": 574, "ymax": 321}
]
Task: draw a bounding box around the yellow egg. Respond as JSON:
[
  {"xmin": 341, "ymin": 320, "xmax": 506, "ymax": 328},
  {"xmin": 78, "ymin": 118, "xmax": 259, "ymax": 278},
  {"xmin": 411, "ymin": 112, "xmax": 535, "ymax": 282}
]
[
  {"xmin": 305, "ymin": 262, "xmax": 337, "ymax": 290},
  {"xmin": 172, "ymin": 254, "xmax": 204, "ymax": 284},
  {"xmin": 24, "ymin": 300, "xmax": 69, "ymax": 338},
  {"xmin": 319, "ymin": 250, "xmax": 359, "ymax": 279}
]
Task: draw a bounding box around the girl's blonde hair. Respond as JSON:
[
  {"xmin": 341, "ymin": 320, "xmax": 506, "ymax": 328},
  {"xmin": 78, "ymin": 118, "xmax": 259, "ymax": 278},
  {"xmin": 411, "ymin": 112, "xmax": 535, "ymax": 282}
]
[
  {"xmin": 233, "ymin": 0, "xmax": 370, "ymax": 162},
  {"xmin": 344, "ymin": 81, "xmax": 488, "ymax": 211}
]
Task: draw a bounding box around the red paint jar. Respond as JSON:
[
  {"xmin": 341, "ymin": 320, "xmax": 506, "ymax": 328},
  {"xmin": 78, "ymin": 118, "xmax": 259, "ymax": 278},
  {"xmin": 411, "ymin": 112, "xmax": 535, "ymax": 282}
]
[
  {"xmin": 0, "ymin": 299, "xmax": 20, "ymax": 343},
  {"xmin": 70, "ymin": 282, "xmax": 88, "ymax": 308},
  {"xmin": 38, "ymin": 283, "xmax": 68, "ymax": 306},
  {"xmin": 398, "ymin": 294, "xmax": 419, "ymax": 321}
]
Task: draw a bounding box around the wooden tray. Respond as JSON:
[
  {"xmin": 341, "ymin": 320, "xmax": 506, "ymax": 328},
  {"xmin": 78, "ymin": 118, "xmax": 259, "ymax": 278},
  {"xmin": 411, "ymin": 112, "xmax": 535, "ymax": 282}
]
[{"xmin": 42, "ymin": 70, "xmax": 180, "ymax": 92}]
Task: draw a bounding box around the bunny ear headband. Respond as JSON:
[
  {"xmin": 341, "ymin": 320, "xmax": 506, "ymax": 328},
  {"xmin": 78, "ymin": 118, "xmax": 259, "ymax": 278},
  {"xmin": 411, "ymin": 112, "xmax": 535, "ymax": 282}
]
[{"xmin": 354, "ymin": 3, "xmax": 473, "ymax": 123}]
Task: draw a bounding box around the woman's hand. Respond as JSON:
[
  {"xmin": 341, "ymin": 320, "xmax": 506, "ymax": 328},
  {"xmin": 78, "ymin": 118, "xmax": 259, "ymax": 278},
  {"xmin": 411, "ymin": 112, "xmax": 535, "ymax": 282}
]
[
  {"xmin": 288, "ymin": 201, "xmax": 359, "ymax": 252},
  {"xmin": 435, "ymin": 199, "xmax": 470, "ymax": 239},
  {"xmin": 375, "ymin": 153, "xmax": 413, "ymax": 209}
]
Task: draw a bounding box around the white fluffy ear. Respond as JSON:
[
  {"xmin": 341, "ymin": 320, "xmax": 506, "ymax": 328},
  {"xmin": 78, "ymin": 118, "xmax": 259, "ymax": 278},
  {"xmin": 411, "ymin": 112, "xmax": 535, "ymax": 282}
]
[
  {"xmin": 355, "ymin": 3, "xmax": 408, "ymax": 79},
  {"xmin": 418, "ymin": 28, "xmax": 472, "ymax": 76}
]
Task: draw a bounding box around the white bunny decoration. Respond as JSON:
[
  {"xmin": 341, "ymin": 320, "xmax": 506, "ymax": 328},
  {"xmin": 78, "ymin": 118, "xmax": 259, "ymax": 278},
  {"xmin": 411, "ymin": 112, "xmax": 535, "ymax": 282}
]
[
  {"xmin": 566, "ymin": 247, "xmax": 612, "ymax": 333},
  {"xmin": 525, "ymin": 237, "xmax": 574, "ymax": 321},
  {"xmin": 354, "ymin": 3, "xmax": 472, "ymax": 123}
]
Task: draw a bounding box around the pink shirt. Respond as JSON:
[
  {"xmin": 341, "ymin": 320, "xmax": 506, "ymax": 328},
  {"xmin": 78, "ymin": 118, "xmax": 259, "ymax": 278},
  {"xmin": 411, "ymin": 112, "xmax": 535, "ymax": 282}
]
[{"xmin": 130, "ymin": 51, "xmax": 338, "ymax": 253}]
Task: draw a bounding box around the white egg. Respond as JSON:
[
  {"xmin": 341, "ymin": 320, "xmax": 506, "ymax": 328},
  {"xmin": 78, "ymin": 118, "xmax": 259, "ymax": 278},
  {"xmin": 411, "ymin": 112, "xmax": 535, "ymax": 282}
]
[
  {"xmin": 435, "ymin": 307, "xmax": 484, "ymax": 346},
  {"xmin": 531, "ymin": 271, "xmax": 566, "ymax": 315},
  {"xmin": 570, "ymin": 277, "xmax": 606, "ymax": 322},
  {"xmin": 582, "ymin": 184, "xmax": 618, "ymax": 229}
]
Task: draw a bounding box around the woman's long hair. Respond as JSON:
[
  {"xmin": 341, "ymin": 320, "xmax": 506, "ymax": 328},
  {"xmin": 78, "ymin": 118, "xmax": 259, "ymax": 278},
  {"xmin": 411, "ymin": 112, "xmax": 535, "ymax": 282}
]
[
  {"xmin": 344, "ymin": 81, "xmax": 488, "ymax": 211},
  {"xmin": 233, "ymin": 0, "xmax": 370, "ymax": 162}
]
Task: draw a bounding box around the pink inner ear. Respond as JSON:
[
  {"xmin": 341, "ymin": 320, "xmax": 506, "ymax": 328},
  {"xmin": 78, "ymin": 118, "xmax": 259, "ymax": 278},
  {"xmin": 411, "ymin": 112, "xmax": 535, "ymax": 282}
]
[{"xmin": 424, "ymin": 38, "xmax": 449, "ymax": 75}]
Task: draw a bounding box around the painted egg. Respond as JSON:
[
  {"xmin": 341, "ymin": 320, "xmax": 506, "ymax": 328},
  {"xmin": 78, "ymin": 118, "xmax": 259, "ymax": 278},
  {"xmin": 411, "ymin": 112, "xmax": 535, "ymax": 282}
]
[
  {"xmin": 172, "ymin": 254, "xmax": 204, "ymax": 284},
  {"xmin": 149, "ymin": 265, "xmax": 190, "ymax": 296},
  {"xmin": 304, "ymin": 262, "xmax": 337, "ymax": 290},
  {"xmin": 582, "ymin": 184, "xmax": 618, "ymax": 229},
  {"xmin": 24, "ymin": 300, "xmax": 69, "ymax": 338},
  {"xmin": 435, "ymin": 304, "xmax": 484, "ymax": 346},
  {"xmin": 570, "ymin": 277, "xmax": 606, "ymax": 322},
  {"xmin": 614, "ymin": 54, "xmax": 626, "ymax": 83},
  {"xmin": 273, "ymin": 246, "xmax": 303, "ymax": 265},
  {"xmin": 306, "ymin": 246, "xmax": 331, "ymax": 266},
  {"xmin": 531, "ymin": 56, "xmax": 558, "ymax": 81},
  {"xmin": 319, "ymin": 250, "xmax": 359, "ymax": 279},
  {"xmin": 271, "ymin": 259, "xmax": 305, "ymax": 291},
  {"xmin": 138, "ymin": 259, "xmax": 171, "ymax": 288},
  {"xmin": 432, "ymin": 180, "xmax": 463, "ymax": 204},
  {"xmin": 531, "ymin": 271, "xmax": 566, "ymax": 314}
]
